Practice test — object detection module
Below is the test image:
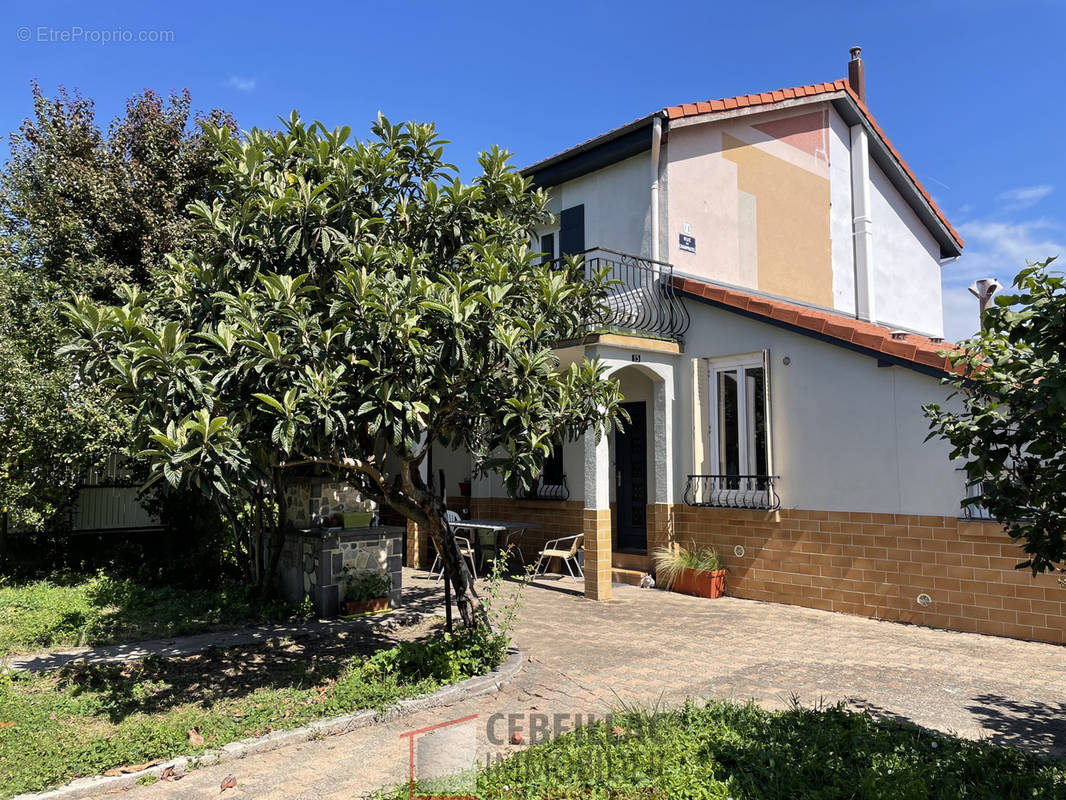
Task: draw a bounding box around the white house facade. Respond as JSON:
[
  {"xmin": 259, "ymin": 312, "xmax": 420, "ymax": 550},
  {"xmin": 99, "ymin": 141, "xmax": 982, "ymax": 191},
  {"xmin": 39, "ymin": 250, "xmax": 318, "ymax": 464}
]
[{"xmin": 415, "ymin": 52, "xmax": 1066, "ymax": 647}]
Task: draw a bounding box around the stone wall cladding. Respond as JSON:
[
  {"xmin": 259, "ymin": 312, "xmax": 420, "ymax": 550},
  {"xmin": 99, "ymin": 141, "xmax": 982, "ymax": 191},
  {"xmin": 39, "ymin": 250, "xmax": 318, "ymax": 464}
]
[
  {"xmin": 278, "ymin": 527, "xmax": 404, "ymax": 616},
  {"xmin": 669, "ymin": 506, "xmax": 1066, "ymax": 646}
]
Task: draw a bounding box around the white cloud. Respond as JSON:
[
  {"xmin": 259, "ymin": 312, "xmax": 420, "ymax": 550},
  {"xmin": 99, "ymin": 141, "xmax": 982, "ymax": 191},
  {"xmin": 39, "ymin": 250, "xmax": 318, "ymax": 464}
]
[
  {"xmin": 941, "ymin": 216, "xmax": 1064, "ymax": 342},
  {"xmin": 225, "ymin": 75, "xmax": 256, "ymax": 92},
  {"xmin": 996, "ymin": 184, "xmax": 1053, "ymax": 210}
]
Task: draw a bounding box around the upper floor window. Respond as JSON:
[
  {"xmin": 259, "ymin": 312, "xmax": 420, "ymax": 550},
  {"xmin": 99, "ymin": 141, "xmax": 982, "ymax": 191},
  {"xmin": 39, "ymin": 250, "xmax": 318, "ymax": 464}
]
[{"xmin": 539, "ymin": 232, "xmax": 555, "ymax": 265}]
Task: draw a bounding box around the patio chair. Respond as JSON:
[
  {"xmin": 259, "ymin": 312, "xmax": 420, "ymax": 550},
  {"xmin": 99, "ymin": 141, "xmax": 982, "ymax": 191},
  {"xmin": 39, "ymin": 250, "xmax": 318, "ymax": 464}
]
[
  {"xmin": 429, "ymin": 511, "xmax": 478, "ymax": 582},
  {"xmin": 533, "ymin": 533, "xmax": 583, "ymax": 579}
]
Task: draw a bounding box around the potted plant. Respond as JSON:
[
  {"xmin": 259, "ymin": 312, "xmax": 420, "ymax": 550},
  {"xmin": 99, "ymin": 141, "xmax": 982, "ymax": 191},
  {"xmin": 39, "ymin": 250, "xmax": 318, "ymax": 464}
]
[
  {"xmin": 653, "ymin": 543, "xmax": 726, "ymax": 599},
  {"xmin": 341, "ymin": 569, "xmax": 392, "ymax": 616}
]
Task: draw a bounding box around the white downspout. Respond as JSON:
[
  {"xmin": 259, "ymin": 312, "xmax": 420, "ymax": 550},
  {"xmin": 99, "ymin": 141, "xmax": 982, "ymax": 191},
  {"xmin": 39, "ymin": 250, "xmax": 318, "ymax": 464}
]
[
  {"xmin": 850, "ymin": 123, "xmax": 876, "ymax": 323},
  {"xmin": 650, "ymin": 115, "xmax": 662, "ymax": 262}
]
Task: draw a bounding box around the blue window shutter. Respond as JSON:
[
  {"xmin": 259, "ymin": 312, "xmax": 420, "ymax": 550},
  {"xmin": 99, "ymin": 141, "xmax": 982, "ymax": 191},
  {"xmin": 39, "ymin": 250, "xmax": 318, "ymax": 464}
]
[{"xmin": 559, "ymin": 205, "xmax": 585, "ymax": 256}]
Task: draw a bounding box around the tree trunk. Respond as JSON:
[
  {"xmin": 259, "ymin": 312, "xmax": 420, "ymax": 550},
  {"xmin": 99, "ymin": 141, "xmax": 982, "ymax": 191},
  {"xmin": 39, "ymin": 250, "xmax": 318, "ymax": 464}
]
[
  {"xmin": 424, "ymin": 498, "xmax": 484, "ymax": 628},
  {"xmin": 392, "ymin": 459, "xmax": 484, "ymax": 627},
  {"xmin": 218, "ymin": 498, "xmax": 254, "ymax": 584},
  {"xmin": 261, "ymin": 467, "xmax": 287, "ymax": 591}
]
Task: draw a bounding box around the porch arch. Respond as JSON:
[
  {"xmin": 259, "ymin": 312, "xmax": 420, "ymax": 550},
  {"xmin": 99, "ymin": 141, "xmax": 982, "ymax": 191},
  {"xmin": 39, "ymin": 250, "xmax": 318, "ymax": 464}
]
[{"xmin": 583, "ymin": 357, "xmax": 677, "ymax": 599}]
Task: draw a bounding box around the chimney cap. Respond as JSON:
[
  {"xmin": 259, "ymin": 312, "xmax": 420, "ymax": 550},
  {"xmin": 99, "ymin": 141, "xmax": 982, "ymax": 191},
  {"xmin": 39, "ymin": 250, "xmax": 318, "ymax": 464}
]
[
  {"xmin": 967, "ymin": 278, "xmax": 1002, "ymax": 301},
  {"xmin": 850, "ymin": 46, "xmax": 863, "ymax": 60}
]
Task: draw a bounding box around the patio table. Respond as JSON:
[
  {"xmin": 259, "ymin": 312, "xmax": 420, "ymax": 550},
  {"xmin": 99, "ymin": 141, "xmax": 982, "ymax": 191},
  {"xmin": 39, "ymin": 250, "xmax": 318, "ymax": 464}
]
[{"xmin": 453, "ymin": 520, "xmax": 537, "ymax": 571}]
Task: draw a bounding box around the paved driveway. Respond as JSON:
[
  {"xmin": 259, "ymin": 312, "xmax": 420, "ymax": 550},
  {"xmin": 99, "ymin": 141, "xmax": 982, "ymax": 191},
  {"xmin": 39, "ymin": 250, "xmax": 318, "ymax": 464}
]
[{"xmin": 113, "ymin": 569, "xmax": 1066, "ymax": 800}]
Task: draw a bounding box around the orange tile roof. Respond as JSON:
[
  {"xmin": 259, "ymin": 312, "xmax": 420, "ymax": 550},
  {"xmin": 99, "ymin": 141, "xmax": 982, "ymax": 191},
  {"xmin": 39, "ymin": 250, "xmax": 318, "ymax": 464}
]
[
  {"xmin": 664, "ymin": 80, "xmax": 963, "ymax": 250},
  {"xmin": 671, "ymin": 275, "xmax": 966, "ymax": 376}
]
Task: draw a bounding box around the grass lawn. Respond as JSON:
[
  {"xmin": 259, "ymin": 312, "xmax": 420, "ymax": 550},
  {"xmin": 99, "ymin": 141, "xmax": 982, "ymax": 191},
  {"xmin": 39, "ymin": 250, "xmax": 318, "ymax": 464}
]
[
  {"xmin": 0, "ymin": 574, "xmax": 303, "ymax": 654},
  {"xmin": 0, "ymin": 619, "xmax": 507, "ymax": 797},
  {"xmin": 384, "ymin": 701, "xmax": 1066, "ymax": 800}
]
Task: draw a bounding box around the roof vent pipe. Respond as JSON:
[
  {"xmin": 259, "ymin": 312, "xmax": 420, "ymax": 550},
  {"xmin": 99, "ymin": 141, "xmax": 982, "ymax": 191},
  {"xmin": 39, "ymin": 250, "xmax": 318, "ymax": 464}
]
[
  {"xmin": 968, "ymin": 278, "xmax": 1002, "ymax": 330},
  {"xmin": 848, "ymin": 47, "xmax": 866, "ymax": 102},
  {"xmin": 650, "ymin": 116, "xmax": 662, "ymax": 263}
]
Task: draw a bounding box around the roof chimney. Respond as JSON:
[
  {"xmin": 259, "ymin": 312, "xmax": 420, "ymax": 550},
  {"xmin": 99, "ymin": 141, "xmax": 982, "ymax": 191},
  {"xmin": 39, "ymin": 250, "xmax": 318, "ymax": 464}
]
[
  {"xmin": 968, "ymin": 278, "xmax": 1002, "ymax": 330},
  {"xmin": 848, "ymin": 46, "xmax": 866, "ymax": 103}
]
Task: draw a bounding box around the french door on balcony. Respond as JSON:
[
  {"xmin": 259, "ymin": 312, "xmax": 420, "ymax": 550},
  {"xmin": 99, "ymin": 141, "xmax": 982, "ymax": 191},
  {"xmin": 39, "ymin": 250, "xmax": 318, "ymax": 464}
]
[{"xmin": 709, "ymin": 354, "xmax": 772, "ymax": 507}]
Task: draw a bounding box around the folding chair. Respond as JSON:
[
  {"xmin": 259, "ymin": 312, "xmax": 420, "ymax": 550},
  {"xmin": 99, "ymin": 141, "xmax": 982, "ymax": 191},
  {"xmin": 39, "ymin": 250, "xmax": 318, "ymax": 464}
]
[{"xmin": 533, "ymin": 534, "xmax": 584, "ymax": 578}]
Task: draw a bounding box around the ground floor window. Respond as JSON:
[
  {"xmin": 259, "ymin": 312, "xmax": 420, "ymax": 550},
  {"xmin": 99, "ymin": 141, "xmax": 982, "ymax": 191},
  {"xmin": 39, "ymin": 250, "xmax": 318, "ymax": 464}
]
[
  {"xmin": 712, "ymin": 356, "xmax": 768, "ymax": 477},
  {"xmin": 704, "ymin": 352, "xmax": 773, "ymax": 506}
]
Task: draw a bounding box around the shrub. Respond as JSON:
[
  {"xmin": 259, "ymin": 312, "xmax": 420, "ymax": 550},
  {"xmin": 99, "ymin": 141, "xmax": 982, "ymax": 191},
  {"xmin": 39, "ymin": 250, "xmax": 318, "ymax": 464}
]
[{"xmin": 342, "ymin": 570, "xmax": 391, "ymax": 603}]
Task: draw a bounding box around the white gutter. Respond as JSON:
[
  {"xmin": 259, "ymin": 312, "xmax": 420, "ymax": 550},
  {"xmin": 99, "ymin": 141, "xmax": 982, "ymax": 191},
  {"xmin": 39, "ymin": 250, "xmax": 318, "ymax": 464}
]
[
  {"xmin": 850, "ymin": 124, "xmax": 876, "ymax": 323},
  {"xmin": 650, "ymin": 116, "xmax": 662, "ymax": 262}
]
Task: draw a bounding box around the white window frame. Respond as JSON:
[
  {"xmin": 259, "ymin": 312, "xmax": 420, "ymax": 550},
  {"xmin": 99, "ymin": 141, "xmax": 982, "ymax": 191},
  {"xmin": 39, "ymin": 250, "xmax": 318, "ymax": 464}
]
[{"xmin": 707, "ymin": 351, "xmax": 773, "ymax": 506}]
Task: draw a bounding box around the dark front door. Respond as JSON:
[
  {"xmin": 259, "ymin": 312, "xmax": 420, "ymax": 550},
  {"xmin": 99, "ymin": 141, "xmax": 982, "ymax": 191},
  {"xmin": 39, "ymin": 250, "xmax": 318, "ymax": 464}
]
[{"xmin": 615, "ymin": 401, "xmax": 648, "ymax": 552}]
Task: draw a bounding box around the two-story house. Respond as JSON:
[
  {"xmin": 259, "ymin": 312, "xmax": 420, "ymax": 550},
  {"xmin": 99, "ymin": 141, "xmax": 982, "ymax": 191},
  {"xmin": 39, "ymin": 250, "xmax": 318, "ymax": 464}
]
[{"xmin": 423, "ymin": 49, "xmax": 1066, "ymax": 646}]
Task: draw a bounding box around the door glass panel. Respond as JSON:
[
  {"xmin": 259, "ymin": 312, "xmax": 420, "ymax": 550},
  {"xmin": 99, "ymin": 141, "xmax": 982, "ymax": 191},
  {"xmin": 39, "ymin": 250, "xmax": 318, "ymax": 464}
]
[
  {"xmin": 745, "ymin": 366, "xmax": 767, "ymax": 483},
  {"xmin": 717, "ymin": 370, "xmax": 739, "ymax": 484}
]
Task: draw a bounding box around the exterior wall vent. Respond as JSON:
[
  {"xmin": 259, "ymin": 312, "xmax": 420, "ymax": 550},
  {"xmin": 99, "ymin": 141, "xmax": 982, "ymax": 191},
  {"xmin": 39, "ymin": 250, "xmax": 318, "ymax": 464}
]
[{"xmin": 890, "ymin": 330, "xmax": 908, "ymax": 341}]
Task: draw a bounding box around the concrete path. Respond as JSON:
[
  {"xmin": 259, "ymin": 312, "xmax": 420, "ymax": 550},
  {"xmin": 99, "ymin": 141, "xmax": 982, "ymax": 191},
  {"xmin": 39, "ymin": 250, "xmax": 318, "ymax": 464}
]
[
  {"xmin": 72, "ymin": 569, "xmax": 1066, "ymax": 799},
  {"xmin": 10, "ymin": 612, "xmax": 426, "ymax": 673}
]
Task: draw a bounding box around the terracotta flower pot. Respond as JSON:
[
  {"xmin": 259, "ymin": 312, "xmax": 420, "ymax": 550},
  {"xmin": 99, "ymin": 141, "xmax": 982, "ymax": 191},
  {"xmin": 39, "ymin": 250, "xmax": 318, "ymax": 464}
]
[
  {"xmin": 342, "ymin": 597, "xmax": 390, "ymax": 616},
  {"xmin": 670, "ymin": 567, "xmax": 726, "ymax": 599}
]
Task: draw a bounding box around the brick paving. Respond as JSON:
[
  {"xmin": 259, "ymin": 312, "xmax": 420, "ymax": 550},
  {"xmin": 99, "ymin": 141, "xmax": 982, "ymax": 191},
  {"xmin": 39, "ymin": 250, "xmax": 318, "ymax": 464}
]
[{"xmin": 92, "ymin": 569, "xmax": 1066, "ymax": 799}]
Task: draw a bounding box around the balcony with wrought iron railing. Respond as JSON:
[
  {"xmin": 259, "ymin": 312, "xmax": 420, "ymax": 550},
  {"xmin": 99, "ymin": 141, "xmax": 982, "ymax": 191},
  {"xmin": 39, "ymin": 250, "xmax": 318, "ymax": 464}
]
[
  {"xmin": 551, "ymin": 247, "xmax": 690, "ymax": 342},
  {"xmin": 684, "ymin": 474, "xmax": 781, "ymax": 511}
]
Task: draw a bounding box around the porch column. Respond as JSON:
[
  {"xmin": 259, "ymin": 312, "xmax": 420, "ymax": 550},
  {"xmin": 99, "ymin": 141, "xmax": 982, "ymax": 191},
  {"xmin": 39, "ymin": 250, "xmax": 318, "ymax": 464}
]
[
  {"xmin": 583, "ymin": 427, "xmax": 612, "ymax": 600},
  {"xmin": 650, "ymin": 366, "xmax": 676, "ymax": 552}
]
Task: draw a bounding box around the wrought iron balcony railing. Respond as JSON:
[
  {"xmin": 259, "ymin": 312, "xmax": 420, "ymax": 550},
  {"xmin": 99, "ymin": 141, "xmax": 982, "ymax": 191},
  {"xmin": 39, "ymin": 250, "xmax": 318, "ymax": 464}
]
[
  {"xmin": 684, "ymin": 475, "xmax": 781, "ymax": 510},
  {"xmin": 551, "ymin": 247, "xmax": 690, "ymax": 341},
  {"xmin": 959, "ymin": 470, "xmax": 994, "ymax": 520},
  {"xmin": 517, "ymin": 476, "xmax": 570, "ymax": 501}
]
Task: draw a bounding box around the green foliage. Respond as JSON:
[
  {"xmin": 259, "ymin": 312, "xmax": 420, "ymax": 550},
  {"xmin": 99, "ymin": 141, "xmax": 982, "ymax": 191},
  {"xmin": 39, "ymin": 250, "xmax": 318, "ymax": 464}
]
[
  {"xmin": 342, "ymin": 569, "xmax": 391, "ymax": 602},
  {"xmin": 0, "ymin": 628, "xmax": 504, "ymax": 796},
  {"xmin": 65, "ymin": 111, "xmax": 625, "ymax": 612},
  {"xmin": 364, "ymin": 624, "xmax": 506, "ymax": 686},
  {"xmin": 2, "ymin": 84, "xmax": 234, "ymax": 300},
  {"xmin": 925, "ymin": 257, "xmax": 1066, "ymax": 573},
  {"xmin": 380, "ymin": 701, "xmax": 1066, "ymax": 800},
  {"xmin": 0, "ymin": 85, "xmax": 234, "ymax": 533},
  {"xmin": 0, "ymin": 573, "xmax": 297, "ymax": 654},
  {"xmin": 653, "ymin": 543, "xmax": 723, "ymax": 588},
  {"xmin": 479, "ymin": 547, "xmax": 530, "ymax": 642},
  {"xmin": 0, "ymin": 261, "xmax": 129, "ymax": 531}
]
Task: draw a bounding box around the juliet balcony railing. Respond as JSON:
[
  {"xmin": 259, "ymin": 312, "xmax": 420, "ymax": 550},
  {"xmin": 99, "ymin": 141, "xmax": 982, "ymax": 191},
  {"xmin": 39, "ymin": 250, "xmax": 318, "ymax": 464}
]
[
  {"xmin": 959, "ymin": 470, "xmax": 993, "ymax": 520},
  {"xmin": 517, "ymin": 476, "xmax": 570, "ymax": 501},
  {"xmin": 684, "ymin": 475, "xmax": 781, "ymax": 511},
  {"xmin": 552, "ymin": 247, "xmax": 691, "ymax": 342}
]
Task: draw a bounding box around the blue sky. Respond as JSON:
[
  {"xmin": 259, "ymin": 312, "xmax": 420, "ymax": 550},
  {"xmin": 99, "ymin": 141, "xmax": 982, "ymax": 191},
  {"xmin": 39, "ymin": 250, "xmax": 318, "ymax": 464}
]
[{"xmin": 4, "ymin": 0, "xmax": 1063, "ymax": 341}]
